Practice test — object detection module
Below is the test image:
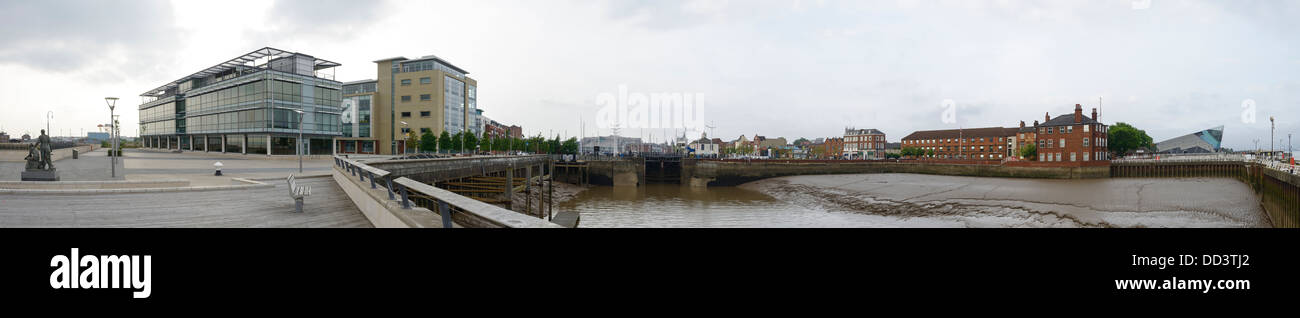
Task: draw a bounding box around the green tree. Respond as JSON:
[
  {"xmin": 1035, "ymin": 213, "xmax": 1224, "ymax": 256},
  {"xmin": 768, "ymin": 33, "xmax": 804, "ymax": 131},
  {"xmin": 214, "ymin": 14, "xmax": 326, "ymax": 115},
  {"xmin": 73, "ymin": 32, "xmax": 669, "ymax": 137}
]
[
  {"xmin": 419, "ymin": 131, "xmax": 437, "ymax": 153},
  {"xmin": 793, "ymin": 138, "xmax": 810, "ymax": 148},
  {"xmin": 463, "ymin": 132, "xmax": 478, "ymax": 153},
  {"xmin": 406, "ymin": 131, "xmax": 419, "ymax": 154},
  {"xmin": 924, "ymin": 149, "xmax": 934, "ymax": 158},
  {"xmin": 562, "ymin": 137, "xmax": 579, "ymax": 154},
  {"xmin": 438, "ymin": 131, "xmax": 453, "ymax": 153},
  {"xmin": 1019, "ymin": 143, "xmax": 1037, "ymax": 160},
  {"xmin": 1108, "ymin": 122, "xmax": 1153, "ymax": 157},
  {"xmin": 479, "ymin": 135, "xmax": 492, "ymax": 154}
]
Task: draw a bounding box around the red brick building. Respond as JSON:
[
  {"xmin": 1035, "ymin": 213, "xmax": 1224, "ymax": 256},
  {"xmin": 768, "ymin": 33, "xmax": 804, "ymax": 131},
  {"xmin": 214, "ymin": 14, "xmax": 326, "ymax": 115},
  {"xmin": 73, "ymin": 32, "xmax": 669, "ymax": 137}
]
[
  {"xmin": 824, "ymin": 137, "xmax": 844, "ymax": 159},
  {"xmin": 1034, "ymin": 104, "xmax": 1108, "ymax": 163},
  {"xmin": 901, "ymin": 127, "xmax": 1017, "ymax": 160}
]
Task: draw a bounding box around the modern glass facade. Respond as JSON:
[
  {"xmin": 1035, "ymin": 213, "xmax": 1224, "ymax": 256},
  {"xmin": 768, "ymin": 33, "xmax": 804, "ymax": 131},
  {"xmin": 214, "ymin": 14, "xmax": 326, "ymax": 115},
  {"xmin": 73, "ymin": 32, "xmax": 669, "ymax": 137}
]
[
  {"xmin": 138, "ymin": 48, "xmax": 343, "ymax": 155},
  {"xmin": 444, "ymin": 75, "xmax": 465, "ymax": 134}
]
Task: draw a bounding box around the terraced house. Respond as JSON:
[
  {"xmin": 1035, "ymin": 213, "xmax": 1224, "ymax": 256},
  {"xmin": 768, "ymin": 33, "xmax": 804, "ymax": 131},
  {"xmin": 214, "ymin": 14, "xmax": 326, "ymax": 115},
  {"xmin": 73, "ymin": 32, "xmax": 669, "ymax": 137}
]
[{"xmin": 138, "ymin": 47, "xmax": 343, "ymax": 155}]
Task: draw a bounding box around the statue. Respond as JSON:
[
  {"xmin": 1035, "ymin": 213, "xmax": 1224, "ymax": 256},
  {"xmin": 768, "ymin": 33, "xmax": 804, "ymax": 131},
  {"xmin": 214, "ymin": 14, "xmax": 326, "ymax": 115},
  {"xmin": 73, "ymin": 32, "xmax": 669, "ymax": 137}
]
[
  {"xmin": 38, "ymin": 129, "xmax": 53, "ymax": 170},
  {"xmin": 24, "ymin": 143, "xmax": 42, "ymax": 170},
  {"xmin": 21, "ymin": 129, "xmax": 58, "ymax": 181}
]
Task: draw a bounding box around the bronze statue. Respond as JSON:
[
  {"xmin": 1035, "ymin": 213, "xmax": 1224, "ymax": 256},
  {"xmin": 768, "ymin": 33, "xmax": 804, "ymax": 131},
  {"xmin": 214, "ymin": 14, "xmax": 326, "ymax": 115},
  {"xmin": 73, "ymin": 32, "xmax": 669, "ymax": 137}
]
[
  {"xmin": 24, "ymin": 143, "xmax": 43, "ymax": 170},
  {"xmin": 37, "ymin": 129, "xmax": 53, "ymax": 169}
]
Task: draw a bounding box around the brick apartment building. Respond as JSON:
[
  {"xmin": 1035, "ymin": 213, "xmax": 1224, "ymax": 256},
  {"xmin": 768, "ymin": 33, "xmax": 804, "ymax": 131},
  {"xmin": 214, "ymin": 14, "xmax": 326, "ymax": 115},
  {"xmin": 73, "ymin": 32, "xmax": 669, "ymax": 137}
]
[
  {"xmin": 901, "ymin": 127, "xmax": 1018, "ymax": 160},
  {"xmin": 843, "ymin": 128, "xmax": 886, "ymax": 159},
  {"xmin": 1034, "ymin": 104, "xmax": 1108, "ymax": 162},
  {"xmin": 1014, "ymin": 120, "xmax": 1038, "ymax": 158},
  {"xmin": 824, "ymin": 137, "xmax": 843, "ymax": 158}
]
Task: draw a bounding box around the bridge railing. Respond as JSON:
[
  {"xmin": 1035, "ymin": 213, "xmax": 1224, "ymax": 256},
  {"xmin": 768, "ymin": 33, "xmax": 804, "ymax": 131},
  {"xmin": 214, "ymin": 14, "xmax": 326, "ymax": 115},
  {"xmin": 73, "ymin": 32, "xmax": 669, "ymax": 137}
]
[
  {"xmin": 333, "ymin": 155, "xmax": 562, "ymax": 228},
  {"xmin": 1111, "ymin": 154, "xmax": 1299, "ymax": 176}
]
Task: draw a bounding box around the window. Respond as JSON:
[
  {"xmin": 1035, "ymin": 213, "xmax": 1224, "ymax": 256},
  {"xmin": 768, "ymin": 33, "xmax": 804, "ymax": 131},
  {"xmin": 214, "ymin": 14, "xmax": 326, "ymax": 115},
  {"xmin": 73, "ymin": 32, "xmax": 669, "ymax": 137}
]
[
  {"xmin": 420, "ymin": 94, "xmax": 431, "ymax": 101},
  {"xmin": 1059, "ymin": 139, "xmax": 1065, "ymax": 148},
  {"xmin": 1056, "ymin": 153, "xmax": 1061, "ymax": 161},
  {"xmin": 420, "ymin": 128, "xmax": 431, "ymax": 134},
  {"xmin": 1068, "ymin": 126, "xmax": 1074, "ymax": 133},
  {"xmin": 1084, "ymin": 153, "xmax": 1089, "ymax": 161},
  {"xmin": 401, "ymin": 112, "xmax": 411, "ymax": 118},
  {"xmin": 1071, "ymin": 152, "xmax": 1076, "ymax": 162},
  {"xmin": 1047, "ymin": 127, "xmax": 1054, "ymax": 134},
  {"xmin": 420, "ymin": 77, "xmax": 431, "ymax": 84},
  {"xmin": 401, "ymin": 79, "xmax": 411, "ymax": 86},
  {"xmin": 401, "ymin": 128, "xmax": 410, "ymax": 134},
  {"xmin": 1084, "ymin": 125, "xmax": 1090, "ymax": 132},
  {"xmin": 420, "ymin": 111, "xmax": 431, "ymax": 117},
  {"xmin": 1083, "ymin": 138, "xmax": 1090, "ymax": 147}
]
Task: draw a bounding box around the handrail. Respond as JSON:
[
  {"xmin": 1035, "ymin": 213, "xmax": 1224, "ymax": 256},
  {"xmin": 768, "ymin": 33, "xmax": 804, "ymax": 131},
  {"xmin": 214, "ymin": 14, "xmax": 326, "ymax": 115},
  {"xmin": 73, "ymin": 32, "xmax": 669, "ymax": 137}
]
[{"xmin": 333, "ymin": 155, "xmax": 561, "ymax": 228}]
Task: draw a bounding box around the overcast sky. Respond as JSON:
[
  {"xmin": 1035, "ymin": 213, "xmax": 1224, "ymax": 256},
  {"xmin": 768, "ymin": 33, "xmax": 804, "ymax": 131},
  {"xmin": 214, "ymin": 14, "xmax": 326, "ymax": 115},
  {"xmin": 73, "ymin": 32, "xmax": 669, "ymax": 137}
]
[{"xmin": 1, "ymin": 0, "xmax": 1296, "ymax": 151}]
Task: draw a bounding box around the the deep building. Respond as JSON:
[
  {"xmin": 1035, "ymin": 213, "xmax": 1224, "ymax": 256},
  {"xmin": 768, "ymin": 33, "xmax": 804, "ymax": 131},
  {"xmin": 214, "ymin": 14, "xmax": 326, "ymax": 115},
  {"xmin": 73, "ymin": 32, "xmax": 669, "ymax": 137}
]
[
  {"xmin": 138, "ymin": 47, "xmax": 343, "ymax": 155},
  {"xmin": 1155, "ymin": 126, "xmax": 1224, "ymax": 154}
]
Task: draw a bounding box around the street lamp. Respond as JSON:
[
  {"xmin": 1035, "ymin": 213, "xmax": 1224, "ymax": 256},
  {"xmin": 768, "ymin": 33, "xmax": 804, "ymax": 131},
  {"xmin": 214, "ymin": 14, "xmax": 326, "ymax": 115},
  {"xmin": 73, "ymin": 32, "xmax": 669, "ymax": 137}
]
[
  {"xmin": 1270, "ymin": 116, "xmax": 1275, "ymax": 160},
  {"xmin": 293, "ymin": 109, "xmax": 304, "ymax": 173},
  {"xmin": 104, "ymin": 97, "xmax": 118, "ymax": 178}
]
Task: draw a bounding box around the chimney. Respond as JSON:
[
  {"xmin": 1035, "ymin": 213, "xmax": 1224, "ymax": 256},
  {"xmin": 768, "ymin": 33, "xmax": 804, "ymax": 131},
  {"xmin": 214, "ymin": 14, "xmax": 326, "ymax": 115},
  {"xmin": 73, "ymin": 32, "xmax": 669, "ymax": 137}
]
[
  {"xmin": 1033, "ymin": 120, "xmax": 1039, "ymax": 126},
  {"xmin": 1045, "ymin": 112, "xmax": 1050, "ymax": 122},
  {"xmin": 1092, "ymin": 108, "xmax": 1098, "ymax": 121},
  {"xmin": 1073, "ymin": 104, "xmax": 1083, "ymax": 123},
  {"xmin": 1019, "ymin": 121, "xmax": 1025, "ymax": 128}
]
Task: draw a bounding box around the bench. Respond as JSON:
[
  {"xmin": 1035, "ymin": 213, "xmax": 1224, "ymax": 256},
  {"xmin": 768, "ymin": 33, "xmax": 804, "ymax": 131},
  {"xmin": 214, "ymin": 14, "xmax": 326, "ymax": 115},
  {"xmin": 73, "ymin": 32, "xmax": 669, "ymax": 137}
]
[{"xmin": 287, "ymin": 174, "xmax": 312, "ymax": 213}]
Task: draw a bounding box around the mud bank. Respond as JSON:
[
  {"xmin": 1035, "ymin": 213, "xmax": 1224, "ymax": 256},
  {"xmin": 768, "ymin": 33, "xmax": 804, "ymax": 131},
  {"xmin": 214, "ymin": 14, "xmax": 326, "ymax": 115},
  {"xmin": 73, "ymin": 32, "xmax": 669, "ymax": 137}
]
[{"xmin": 741, "ymin": 173, "xmax": 1269, "ymax": 228}]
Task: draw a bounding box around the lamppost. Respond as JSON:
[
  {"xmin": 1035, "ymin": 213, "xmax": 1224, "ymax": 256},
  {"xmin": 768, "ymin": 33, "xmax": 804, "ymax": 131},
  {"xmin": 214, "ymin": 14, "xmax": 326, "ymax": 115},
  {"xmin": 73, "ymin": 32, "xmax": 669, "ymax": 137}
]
[
  {"xmin": 293, "ymin": 109, "xmax": 304, "ymax": 173},
  {"xmin": 46, "ymin": 111, "xmax": 53, "ymax": 141},
  {"xmin": 104, "ymin": 97, "xmax": 118, "ymax": 178},
  {"xmin": 1270, "ymin": 116, "xmax": 1275, "ymax": 160}
]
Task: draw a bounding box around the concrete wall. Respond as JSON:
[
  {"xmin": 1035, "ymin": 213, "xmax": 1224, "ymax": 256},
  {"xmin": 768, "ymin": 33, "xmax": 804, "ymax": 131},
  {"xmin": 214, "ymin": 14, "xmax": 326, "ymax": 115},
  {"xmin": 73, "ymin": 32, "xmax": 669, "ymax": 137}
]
[
  {"xmin": 685, "ymin": 160, "xmax": 1108, "ymax": 186},
  {"xmin": 333, "ymin": 165, "xmax": 443, "ymax": 228},
  {"xmin": 586, "ymin": 160, "xmax": 642, "ymax": 186}
]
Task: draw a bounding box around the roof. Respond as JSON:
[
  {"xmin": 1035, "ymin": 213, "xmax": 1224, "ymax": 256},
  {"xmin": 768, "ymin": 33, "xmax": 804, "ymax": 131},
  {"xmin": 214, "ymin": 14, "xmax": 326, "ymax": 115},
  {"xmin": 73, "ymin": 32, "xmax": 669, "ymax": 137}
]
[
  {"xmin": 1018, "ymin": 126, "xmax": 1037, "ymax": 133},
  {"xmin": 384, "ymin": 54, "xmax": 471, "ymax": 75},
  {"xmin": 845, "ymin": 128, "xmax": 885, "ymax": 135},
  {"xmin": 901, "ymin": 127, "xmax": 1018, "ymax": 140},
  {"xmin": 343, "ymin": 79, "xmax": 377, "ymax": 85},
  {"xmin": 142, "ymin": 47, "xmax": 340, "ymax": 97},
  {"xmin": 1040, "ymin": 114, "xmax": 1101, "ymax": 127}
]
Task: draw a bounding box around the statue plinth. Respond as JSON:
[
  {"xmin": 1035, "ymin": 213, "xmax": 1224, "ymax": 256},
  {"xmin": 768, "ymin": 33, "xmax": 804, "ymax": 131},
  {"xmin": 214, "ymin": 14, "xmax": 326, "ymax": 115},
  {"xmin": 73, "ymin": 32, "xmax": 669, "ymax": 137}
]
[{"xmin": 21, "ymin": 168, "xmax": 59, "ymax": 181}]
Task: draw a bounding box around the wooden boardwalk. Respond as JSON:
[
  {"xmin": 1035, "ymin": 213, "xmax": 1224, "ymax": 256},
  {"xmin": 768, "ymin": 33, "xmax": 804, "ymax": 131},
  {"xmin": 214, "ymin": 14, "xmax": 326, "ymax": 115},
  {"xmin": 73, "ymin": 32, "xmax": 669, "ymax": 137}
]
[{"xmin": 0, "ymin": 176, "xmax": 371, "ymax": 228}]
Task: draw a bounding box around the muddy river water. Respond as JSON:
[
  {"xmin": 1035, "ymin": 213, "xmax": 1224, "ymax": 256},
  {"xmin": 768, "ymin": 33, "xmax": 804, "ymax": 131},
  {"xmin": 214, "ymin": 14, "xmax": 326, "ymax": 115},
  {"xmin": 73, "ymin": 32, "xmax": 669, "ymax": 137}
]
[{"xmin": 560, "ymin": 173, "xmax": 1269, "ymax": 228}]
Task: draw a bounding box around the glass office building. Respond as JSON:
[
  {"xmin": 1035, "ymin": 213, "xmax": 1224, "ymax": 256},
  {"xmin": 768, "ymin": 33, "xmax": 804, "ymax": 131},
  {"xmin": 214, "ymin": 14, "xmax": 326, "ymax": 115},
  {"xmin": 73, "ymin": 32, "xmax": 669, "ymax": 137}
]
[
  {"xmin": 139, "ymin": 47, "xmax": 343, "ymax": 155},
  {"xmin": 1155, "ymin": 126, "xmax": 1225, "ymax": 154}
]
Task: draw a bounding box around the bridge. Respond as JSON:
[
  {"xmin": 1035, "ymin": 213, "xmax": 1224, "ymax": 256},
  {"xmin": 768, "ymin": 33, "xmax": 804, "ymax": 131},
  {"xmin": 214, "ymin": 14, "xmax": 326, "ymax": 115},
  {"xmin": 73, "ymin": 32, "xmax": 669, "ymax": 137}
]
[{"xmin": 332, "ymin": 155, "xmax": 573, "ymax": 228}]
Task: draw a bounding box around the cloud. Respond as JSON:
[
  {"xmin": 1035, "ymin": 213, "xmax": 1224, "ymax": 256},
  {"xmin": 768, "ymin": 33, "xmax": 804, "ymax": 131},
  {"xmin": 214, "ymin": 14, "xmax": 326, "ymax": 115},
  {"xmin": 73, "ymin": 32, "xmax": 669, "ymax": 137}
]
[
  {"xmin": 0, "ymin": 0, "xmax": 179, "ymax": 73},
  {"xmin": 263, "ymin": 0, "xmax": 389, "ymax": 38}
]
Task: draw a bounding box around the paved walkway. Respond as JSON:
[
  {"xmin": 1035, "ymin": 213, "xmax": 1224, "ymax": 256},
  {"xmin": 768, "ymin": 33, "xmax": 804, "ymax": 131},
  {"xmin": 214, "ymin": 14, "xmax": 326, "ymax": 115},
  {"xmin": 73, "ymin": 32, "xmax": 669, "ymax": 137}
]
[
  {"xmin": 1, "ymin": 148, "xmax": 332, "ymax": 185},
  {"xmin": 0, "ymin": 176, "xmax": 371, "ymax": 228}
]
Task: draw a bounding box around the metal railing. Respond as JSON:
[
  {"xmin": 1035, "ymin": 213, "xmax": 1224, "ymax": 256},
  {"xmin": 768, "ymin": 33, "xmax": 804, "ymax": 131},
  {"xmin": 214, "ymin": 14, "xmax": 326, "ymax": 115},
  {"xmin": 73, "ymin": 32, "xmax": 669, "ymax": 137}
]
[
  {"xmin": 332, "ymin": 155, "xmax": 561, "ymax": 228},
  {"xmin": 1111, "ymin": 154, "xmax": 1298, "ymax": 176}
]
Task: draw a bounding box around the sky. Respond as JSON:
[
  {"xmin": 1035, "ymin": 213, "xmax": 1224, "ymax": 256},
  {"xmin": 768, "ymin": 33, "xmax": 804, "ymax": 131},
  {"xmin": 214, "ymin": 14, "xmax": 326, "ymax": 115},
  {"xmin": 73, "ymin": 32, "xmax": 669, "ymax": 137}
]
[{"xmin": 0, "ymin": 0, "xmax": 1297, "ymax": 151}]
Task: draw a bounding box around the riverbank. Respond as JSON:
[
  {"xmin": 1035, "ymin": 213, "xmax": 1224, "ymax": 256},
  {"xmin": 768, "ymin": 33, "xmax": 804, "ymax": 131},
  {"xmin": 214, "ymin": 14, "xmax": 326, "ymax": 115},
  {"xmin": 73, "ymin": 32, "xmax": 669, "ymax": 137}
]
[
  {"xmin": 741, "ymin": 173, "xmax": 1269, "ymax": 228},
  {"xmin": 509, "ymin": 181, "xmax": 589, "ymax": 214}
]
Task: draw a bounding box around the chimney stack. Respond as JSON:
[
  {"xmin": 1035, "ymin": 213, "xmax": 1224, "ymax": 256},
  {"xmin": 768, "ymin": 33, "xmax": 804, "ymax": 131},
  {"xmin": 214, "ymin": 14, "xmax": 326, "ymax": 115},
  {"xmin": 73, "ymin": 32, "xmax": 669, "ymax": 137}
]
[
  {"xmin": 1019, "ymin": 121, "xmax": 1025, "ymax": 128},
  {"xmin": 1033, "ymin": 120, "xmax": 1039, "ymax": 126},
  {"xmin": 1073, "ymin": 104, "xmax": 1083, "ymax": 123},
  {"xmin": 1045, "ymin": 112, "xmax": 1050, "ymax": 122},
  {"xmin": 1092, "ymin": 108, "xmax": 1098, "ymax": 121}
]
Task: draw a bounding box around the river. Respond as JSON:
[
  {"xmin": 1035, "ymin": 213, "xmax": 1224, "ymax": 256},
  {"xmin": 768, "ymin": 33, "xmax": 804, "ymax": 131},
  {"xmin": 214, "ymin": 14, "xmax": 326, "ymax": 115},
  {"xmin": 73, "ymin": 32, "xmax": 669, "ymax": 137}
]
[{"xmin": 560, "ymin": 173, "xmax": 1269, "ymax": 228}]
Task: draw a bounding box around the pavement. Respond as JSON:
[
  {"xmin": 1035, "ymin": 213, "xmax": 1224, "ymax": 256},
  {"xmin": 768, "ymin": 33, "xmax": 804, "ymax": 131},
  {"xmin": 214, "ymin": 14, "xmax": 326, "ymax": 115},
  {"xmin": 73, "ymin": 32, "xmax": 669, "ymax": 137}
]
[{"xmin": 1, "ymin": 148, "xmax": 331, "ymax": 185}]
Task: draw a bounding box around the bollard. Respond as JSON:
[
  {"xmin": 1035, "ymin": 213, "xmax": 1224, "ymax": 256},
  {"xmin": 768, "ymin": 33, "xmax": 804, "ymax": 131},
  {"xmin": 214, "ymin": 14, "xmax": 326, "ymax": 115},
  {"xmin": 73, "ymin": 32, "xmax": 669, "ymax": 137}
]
[
  {"xmin": 213, "ymin": 161, "xmax": 224, "ymax": 176},
  {"xmin": 400, "ymin": 185, "xmax": 411, "ymax": 209}
]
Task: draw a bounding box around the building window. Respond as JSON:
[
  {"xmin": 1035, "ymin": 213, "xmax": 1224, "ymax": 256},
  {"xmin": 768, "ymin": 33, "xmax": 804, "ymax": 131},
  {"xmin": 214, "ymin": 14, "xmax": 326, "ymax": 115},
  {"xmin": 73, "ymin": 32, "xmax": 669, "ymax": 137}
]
[
  {"xmin": 1084, "ymin": 153, "xmax": 1090, "ymax": 161},
  {"xmin": 401, "ymin": 95, "xmax": 411, "ymax": 102},
  {"xmin": 1083, "ymin": 138, "xmax": 1090, "ymax": 147},
  {"xmin": 401, "ymin": 79, "xmax": 411, "ymax": 86},
  {"xmin": 401, "ymin": 112, "xmax": 411, "ymax": 118},
  {"xmin": 1071, "ymin": 152, "xmax": 1076, "ymax": 161},
  {"xmin": 1047, "ymin": 127, "xmax": 1053, "ymax": 134},
  {"xmin": 420, "ymin": 111, "xmax": 431, "ymax": 117},
  {"xmin": 1068, "ymin": 126, "xmax": 1074, "ymax": 133},
  {"xmin": 420, "ymin": 77, "xmax": 431, "ymax": 84},
  {"xmin": 420, "ymin": 94, "xmax": 431, "ymax": 101},
  {"xmin": 401, "ymin": 128, "xmax": 411, "ymax": 134},
  {"xmin": 1059, "ymin": 139, "xmax": 1065, "ymax": 148},
  {"xmin": 420, "ymin": 128, "xmax": 431, "ymax": 134},
  {"xmin": 1084, "ymin": 125, "xmax": 1090, "ymax": 132}
]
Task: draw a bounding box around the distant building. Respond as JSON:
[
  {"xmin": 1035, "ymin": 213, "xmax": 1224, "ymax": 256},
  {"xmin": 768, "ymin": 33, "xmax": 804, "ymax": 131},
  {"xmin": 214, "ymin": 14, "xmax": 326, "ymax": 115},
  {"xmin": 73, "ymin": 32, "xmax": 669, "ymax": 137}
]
[
  {"xmin": 1014, "ymin": 120, "xmax": 1039, "ymax": 159},
  {"xmin": 581, "ymin": 135, "xmax": 642, "ymax": 155},
  {"xmin": 86, "ymin": 132, "xmax": 110, "ymax": 142},
  {"xmin": 0, "ymin": 132, "xmax": 9, "ymax": 142},
  {"xmin": 824, "ymin": 137, "xmax": 844, "ymax": 159},
  {"xmin": 843, "ymin": 128, "xmax": 886, "ymax": 159},
  {"xmin": 1033, "ymin": 104, "xmax": 1109, "ymax": 162},
  {"xmin": 1155, "ymin": 126, "xmax": 1224, "ymax": 154},
  {"xmin": 902, "ymin": 127, "xmax": 1016, "ymax": 160}
]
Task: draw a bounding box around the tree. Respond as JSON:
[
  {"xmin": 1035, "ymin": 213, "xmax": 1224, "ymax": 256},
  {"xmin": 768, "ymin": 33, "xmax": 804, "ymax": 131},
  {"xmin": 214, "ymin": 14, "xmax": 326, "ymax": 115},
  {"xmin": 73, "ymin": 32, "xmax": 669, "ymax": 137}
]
[
  {"xmin": 406, "ymin": 131, "xmax": 419, "ymax": 154},
  {"xmin": 479, "ymin": 135, "xmax": 492, "ymax": 154},
  {"xmin": 438, "ymin": 131, "xmax": 453, "ymax": 153},
  {"xmin": 1108, "ymin": 122, "xmax": 1153, "ymax": 157},
  {"xmin": 924, "ymin": 149, "xmax": 934, "ymax": 158},
  {"xmin": 1019, "ymin": 143, "xmax": 1037, "ymax": 160},
  {"xmin": 562, "ymin": 137, "xmax": 579, "ymax": 154},
  {"xmin": 793, "ymin": 138, "xmax": 810, "ymax": 148},
  {"xmin": 419, "ymin": 131, "xmax": 437, "ymax": 153},
  {"xmin": 463, "ymin": 132, "xmax": 478, "ymax": 153}
]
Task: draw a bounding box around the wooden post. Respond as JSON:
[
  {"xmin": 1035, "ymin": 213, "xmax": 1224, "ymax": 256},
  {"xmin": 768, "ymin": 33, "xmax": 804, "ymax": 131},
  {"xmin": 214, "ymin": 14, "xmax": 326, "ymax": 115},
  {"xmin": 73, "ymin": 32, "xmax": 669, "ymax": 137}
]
[
  {"xmin": 549, "ymin": 160, "xmax": 555, "ymax": 221},
  {"xmin": 505, "ymin": 163, "xmax": 514, "ymax": 211},
  {"xmin": 525, "ymin": 164, "xmax": 532, "ymax": 216}
]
